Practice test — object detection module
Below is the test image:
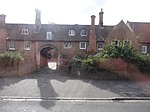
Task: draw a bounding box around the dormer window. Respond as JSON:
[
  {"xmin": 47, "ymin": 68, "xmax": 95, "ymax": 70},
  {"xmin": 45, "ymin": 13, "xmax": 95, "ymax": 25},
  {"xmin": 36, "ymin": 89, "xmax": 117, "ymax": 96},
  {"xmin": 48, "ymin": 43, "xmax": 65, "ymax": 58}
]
[
  {"xmin": 47, "ymin": 32, "xmax": 53, "ymax": 40},
  {"xmin": 68, "ymin": 30, "xmax": 75, "ymax": 36},
  {"xmin": 21, "ymin": 29, "xmax": 29, "ymax": 35},
  {"xmin": 81, "ymin": 30, "xmax": 87, "ymax": 36}
]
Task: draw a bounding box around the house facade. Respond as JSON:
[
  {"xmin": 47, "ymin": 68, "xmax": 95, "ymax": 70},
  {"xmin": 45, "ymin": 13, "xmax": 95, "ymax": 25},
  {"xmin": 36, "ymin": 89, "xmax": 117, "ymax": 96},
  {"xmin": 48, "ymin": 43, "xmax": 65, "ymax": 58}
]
[{"xmin": 0, "ymin": 9, "xmax": 149, "ymax": 73}]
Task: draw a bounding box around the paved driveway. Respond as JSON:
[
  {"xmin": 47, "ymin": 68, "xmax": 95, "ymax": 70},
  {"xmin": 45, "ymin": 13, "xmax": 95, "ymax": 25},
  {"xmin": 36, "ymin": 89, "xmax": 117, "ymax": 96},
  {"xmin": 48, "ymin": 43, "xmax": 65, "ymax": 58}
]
[{"xmin": 0, "ymin": 67, "xmax": 150, "ymax": 99}]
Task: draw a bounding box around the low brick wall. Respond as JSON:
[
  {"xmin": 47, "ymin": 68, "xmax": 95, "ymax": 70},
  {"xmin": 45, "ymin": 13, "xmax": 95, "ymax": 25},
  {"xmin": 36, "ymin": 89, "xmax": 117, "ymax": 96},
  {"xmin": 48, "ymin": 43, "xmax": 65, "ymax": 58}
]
[
  {"xmin": 99, "ymin": 58, "xmax": 150, "ymax": 81},
  {"xmin": 0, "ymin": 63, "xmax": 36, "ymax": 77}
]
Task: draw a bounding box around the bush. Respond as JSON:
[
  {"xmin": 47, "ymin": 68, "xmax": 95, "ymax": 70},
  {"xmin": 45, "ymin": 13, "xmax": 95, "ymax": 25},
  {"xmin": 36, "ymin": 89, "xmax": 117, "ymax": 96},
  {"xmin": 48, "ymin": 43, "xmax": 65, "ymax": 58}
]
[
  {"xmin": 99, "ymin": 43, "xmax": 150, "ymax": 72},
  {"xmin": 81, "ymin": 56, "xmax": 99, "ymax": 73},
  {"xmin": 0, "ymin": 51, "xmax": 24, "ymax": 67},
  {"xmin": 69, "ymin": 51, "xmax": 88, "ymax": 67}
]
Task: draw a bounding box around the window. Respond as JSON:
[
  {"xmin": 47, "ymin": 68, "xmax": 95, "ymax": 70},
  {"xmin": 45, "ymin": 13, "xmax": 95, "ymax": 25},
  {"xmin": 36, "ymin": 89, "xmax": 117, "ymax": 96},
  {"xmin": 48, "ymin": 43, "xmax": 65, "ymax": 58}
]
[
  {"xmin": 64, "ymin": 42, "xmax": 72, "ymax": 49},
  {"xmin": 21, "ymin": 29, "xmax": 29, "ymax": 35},
  {"xmin": 80, "ymin": 42, "xmax": 87, "ymax": 49},
  {"xmin": 111, "ymin": 40, "xmax": 120, "ymax": 46},
  {"xmin": 9, "ymin": 41, "xmax": 15, "ymax": 50},
  {"xmin": 47, "ymin": 32, "xmax": 53, "ymax": 40},
  {"xmin": 81, "ymin": 30, "xmax": 87, "ymax": 36},
  {"xmin": 141, "ymin": 45, "xmax": 147, "ymax": 53},
  {"xmin": 24, "ymin": 41, "xmax": 30, "ymax": 50},
  {"xmin": 68, "ymin": 30, "xmax": 75, "ymax": 36},
  {"xmin": 124, "ymin": 40, "xmax": 131, "ymax": 45},
  {"xmin": 97, "ymin": 42, "xmax": 104, "ymax": 50}
]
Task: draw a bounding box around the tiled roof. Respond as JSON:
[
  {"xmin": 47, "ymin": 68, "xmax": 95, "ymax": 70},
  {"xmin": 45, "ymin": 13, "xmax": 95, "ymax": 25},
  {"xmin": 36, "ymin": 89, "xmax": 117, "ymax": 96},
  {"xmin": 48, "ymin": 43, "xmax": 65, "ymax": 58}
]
[
  {"xmin": 37, "ymin": 24, "xmax": 90, "ymax": 41},
  {"xmin": 6, "ymin": 23, "xmax": 113, "ymax": 41},
  {"xmin": 127, "ymin": 21, "xmax": 150, "ymax": 43},
  {"xmin": 6, "ymin": 24, "xmax": 35, "ymax": 40}
]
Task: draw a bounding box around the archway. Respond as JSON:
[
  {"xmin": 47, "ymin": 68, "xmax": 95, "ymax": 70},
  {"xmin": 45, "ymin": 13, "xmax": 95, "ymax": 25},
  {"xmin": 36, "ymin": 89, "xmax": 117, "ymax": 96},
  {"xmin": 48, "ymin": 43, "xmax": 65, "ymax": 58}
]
[{"xmin": 39, "ymin": 45, "xmax": 58, "ymax": 69}]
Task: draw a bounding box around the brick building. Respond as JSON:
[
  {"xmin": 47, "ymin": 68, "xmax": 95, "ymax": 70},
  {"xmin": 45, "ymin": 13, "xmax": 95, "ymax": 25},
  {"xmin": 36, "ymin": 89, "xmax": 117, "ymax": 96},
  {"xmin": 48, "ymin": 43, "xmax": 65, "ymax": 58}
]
[{"xmin": 0, "ymin": 9, "xmax": 150, "ymax": 73}]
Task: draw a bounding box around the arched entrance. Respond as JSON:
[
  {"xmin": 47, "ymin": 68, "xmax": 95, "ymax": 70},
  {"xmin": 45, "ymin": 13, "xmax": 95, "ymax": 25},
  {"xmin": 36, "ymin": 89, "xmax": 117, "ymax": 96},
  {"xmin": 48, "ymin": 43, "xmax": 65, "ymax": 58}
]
[{"xmin": 39, "ymin": 45, "xmax": 58, "ymax": 69}]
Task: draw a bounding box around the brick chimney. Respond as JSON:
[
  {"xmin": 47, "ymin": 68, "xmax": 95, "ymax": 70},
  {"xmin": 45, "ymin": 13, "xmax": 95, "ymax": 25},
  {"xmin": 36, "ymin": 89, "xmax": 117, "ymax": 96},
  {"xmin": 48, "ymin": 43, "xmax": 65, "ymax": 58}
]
[
  {"xmin": 35, "ymin": 9, "xmax": 41, "ymax": 32},
  {"xmin": 88, "ymin": 15, "xmax": 97, "ymax": 54},
  {"xmin": 0, "ymin": 14, "xmax": 6, "ymax": 26},
  {"xmin": 99, "ymin": 8, "xmax": 104, "ymax": 27}
]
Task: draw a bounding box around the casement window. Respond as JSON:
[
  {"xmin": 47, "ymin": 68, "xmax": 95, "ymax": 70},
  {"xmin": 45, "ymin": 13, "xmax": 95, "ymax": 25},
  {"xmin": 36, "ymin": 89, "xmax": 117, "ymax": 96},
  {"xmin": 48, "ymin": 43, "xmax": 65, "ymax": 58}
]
[
  {"xmin": 9, "ymin": 41, "xmax": 15, "ymax": 50},
  {"xmin": 97, "ymin": 42, "xmax": 104, "ymax": 50},
  {"xmin": 141, "ymin": 45, "xmax": 147, "ymax": 53},
  {"xmin": 80, "ymin": 30, "xmax": 87, "ymax": 36},
  {"xmin": 68, "ymin": 30, "xmax": 75, "ymax": 36},
  {"xmin": 124, "ymin": 40, "xmax": 131, "ymax": 45},
  {"xmin": 80, "ymin": 42, "xmax": 87, "ymax": 49},
  {"xmin": 111, "ymin": 40, "xmax": 120, "ymax": 46},
  {"xmin": 24, "ymin": 41, "xmax": 30, "ymax": 50},
  {"xmin": 64, "ymin": 42, "xmax": 72, "ymax": 49},
  {"xmin": 47, "ymin": 32, "xmax": 53, "ymax": 40},
  {"xmin": 21, "ymin": 29, "xmax": 29, "ymax": 35}
]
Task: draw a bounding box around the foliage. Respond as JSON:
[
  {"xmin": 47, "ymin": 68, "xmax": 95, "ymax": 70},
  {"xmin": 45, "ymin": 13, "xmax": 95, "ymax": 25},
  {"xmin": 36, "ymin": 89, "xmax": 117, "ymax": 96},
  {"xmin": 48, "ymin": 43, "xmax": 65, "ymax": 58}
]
[
  {"xmin": 0, "ymin": 51, "xmax": 24, "ymax": 67},
  {"xmin": 100, "ymin": 42, "xmax": 136, "ymax": 61},
  {"xmin": 81, "ymin": 56, "xmax": 99, "ymax": 73},
  {"xmin": 99, "ymin": 43, "xmax": 150, "ymax": 71},
  {"xmin": 69, "ymin": 51, "xmax": 88, "ymax": 67}
]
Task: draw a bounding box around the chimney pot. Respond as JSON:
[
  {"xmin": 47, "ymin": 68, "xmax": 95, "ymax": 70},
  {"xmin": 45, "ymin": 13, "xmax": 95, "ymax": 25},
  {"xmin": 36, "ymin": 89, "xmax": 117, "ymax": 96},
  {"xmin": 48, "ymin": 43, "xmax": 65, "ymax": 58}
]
[
  {"xmin": 0, "ymin": 14, "xmax": 6, "ymax": 26},
  {"xmin": 91, "ymin": 15, "xmax": 96, "ymax": 26},
  {"xmin": 99, "ymin": 8, "xmax": 104, "ymax": 27}
]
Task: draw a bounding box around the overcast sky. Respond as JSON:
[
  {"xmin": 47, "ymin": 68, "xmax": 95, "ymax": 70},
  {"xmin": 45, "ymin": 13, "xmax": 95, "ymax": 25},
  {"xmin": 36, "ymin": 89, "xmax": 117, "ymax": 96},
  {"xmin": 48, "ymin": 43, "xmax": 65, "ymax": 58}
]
[{"xmin": 0, "ymin": 0, "xmax": 150, "ymax": 25}]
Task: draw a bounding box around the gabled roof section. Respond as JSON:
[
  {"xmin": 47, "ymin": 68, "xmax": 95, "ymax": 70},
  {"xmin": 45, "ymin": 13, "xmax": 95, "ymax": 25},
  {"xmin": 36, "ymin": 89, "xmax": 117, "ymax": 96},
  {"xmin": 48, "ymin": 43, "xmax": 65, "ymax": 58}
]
[
  {"xmin": 106, "ymin": 20, "xmax": 138, "ymax": 48},
  {"xmin": 127, "ymin": 21, "xmax": 150, "ymax": 43}
]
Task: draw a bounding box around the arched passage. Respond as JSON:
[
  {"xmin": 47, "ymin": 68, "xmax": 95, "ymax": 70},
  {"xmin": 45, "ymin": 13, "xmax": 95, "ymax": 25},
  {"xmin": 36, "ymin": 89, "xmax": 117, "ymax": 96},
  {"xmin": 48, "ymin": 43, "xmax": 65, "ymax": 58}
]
[{"xmin": 39, "ymin": 45, "xmax": 58, "ymax": 68}]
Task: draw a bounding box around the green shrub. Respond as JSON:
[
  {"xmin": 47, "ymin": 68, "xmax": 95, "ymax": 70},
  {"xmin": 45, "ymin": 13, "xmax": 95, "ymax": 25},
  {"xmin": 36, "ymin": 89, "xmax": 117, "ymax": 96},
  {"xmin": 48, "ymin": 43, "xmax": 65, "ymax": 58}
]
[
  {"xmin": 69, "ymin": 51, "xmax": 88, "ymax": 67},
  {"xmin": 0, "ymin": 51, "xmax": 24, "ymax": 67},
  {"xmin": 81, "ymin": 56, "xmax": 99, "ymax": 73}
]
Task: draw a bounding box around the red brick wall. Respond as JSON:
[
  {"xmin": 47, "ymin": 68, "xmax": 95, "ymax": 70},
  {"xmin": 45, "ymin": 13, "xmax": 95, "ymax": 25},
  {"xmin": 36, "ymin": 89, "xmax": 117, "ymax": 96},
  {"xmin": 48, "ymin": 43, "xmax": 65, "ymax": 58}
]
[{"xmin": 0, "ymin": 29, "xmax": 7, "ymax": 52}]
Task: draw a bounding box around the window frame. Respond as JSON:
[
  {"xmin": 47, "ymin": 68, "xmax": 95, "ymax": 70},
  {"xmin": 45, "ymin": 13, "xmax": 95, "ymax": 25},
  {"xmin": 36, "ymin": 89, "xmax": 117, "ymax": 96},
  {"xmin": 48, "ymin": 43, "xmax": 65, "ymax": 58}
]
[
  {"xmin": 111, "ymin": 40, "xmax": 120, "ymax": 46},
  {"xmin": 97, "ymin": 42, "xmax": 104, "ymax": 51},
  {"xmin": 21, "ymin": 29, "xmax": 29, "ymax": 35},
  {"xmin": 79, "ymin": 42, "xmax": 87, "ymax": 49},
  {"xmin": 141, "ymin": 45, "xmax": 147, "ymax": 53},
  {"xmin": 68, "ymin": 30, "xmax": 75, "ymax": 36},
  {"xmin": 64, "ymin": 42, "xmax": 72, "ymax": 49},
  {"xmin": 9, "ymin": 41, "xmax": 15, "ymax": 50},
  {"xmin": 124, "ymin": 40, "xmax": 131, "ymax": 45},
  {"xmin": 80, "ymin": 30, "xmax": 87, "ymax": 36},
  {"xmin": 47, "ymin": 32, "xmax": 53, "ymax": 40},
  {"xmin": 24, "ymin": 41, "xmax": 30, "ymax": 50}
]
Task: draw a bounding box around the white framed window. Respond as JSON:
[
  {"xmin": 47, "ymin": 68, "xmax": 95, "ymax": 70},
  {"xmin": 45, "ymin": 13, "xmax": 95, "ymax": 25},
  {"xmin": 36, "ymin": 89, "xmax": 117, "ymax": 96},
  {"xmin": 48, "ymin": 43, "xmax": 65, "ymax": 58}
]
[
  {"xmin": 81, "ymin": 30, "xmax": 87, "ymax": 36},
  {"xmin": 68, "ymin": 30, "xmax": 75, "ymax": 36},
  {"xmin": 97, "ymin": 42, "xmax": 104, "ymax": 50},
  {"xmin": 47, "ymin": 32, "xmax": 53, "ymax": 40},
  {"xmin": 80, "ymin": 42, "xmax": 87, "ymax": 49},
  {"xmin": 141, "ymin": 45, "xmax": 147, "ymax": 53},
  {"xmin": 21, "ymin": 29, "xmax": 29, "ymax": 35},
  {"xmin": 64, "ymin": 42, "xmax": 72, "ymax": 49},
  {"xmin": 24, "ymin": 41, "xmax": 30, "ymax": 50},
  {"xmin": 111, "ymin": 40, "xmax": 120, "ymax": 46},
  {"xmin": 9, "ymin": 41, "xmax": 15, "ymax": 50}
]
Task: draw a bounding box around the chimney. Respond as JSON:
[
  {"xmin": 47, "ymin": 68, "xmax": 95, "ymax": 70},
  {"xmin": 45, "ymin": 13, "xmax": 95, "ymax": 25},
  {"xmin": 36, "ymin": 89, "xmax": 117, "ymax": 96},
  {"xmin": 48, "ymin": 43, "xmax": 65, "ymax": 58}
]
[
  {"xmin": 88, "ymin": 15, "xmax": 97, "ymax": 54},
  {"xmin": 91, "ymin": 15, "xmax": 96, "ymax": 27},
  {"xmin": 99, "ymin": 8, "xmax": 104, "ymax": 27},
  {"xmin": 35, "ymin": 9, "xmax": 41, "ymax": 32},
  {"xmin": 0, "ymin": 14, "xmax": 6, "ymax": 26}
]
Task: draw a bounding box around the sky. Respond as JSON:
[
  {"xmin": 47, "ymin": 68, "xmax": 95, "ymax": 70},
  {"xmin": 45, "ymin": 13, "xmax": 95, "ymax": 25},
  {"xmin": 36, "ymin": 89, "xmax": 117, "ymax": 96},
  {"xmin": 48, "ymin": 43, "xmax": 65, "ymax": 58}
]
[{"xmin": 0, "ymin": 0, "xmax": 150, "ymax": 25}]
